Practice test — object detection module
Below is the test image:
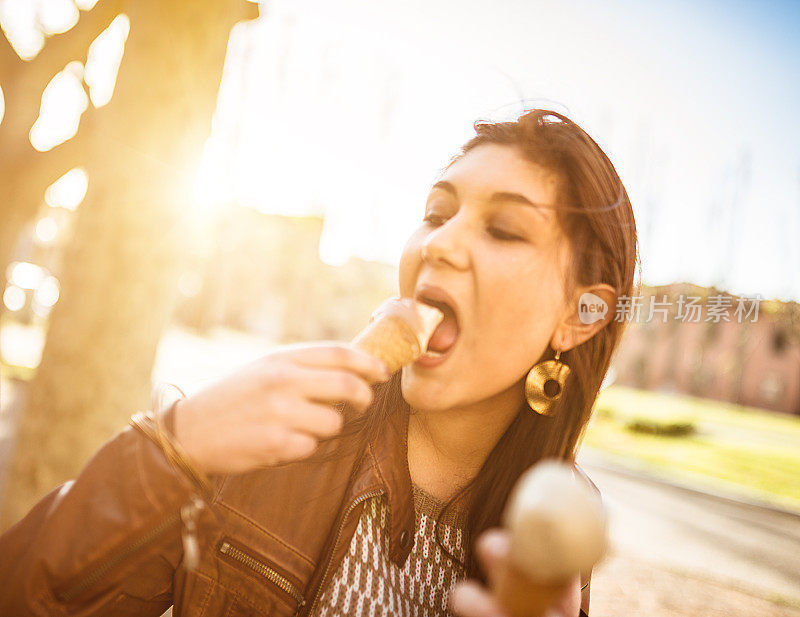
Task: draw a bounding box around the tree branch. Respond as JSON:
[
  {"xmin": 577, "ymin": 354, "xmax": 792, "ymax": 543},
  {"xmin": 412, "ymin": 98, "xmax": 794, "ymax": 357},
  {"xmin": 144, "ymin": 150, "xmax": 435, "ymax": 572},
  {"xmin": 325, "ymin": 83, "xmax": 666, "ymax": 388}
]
[
  {"xmin": 0, "ymin": 19, "xmax": 24, "ymax": 79},
  {"xmin": 0, "ymin": 0, "xmax": 123, "ymax": 146},
  {"xmin": 29, "ymin": 0, "xmax": 123, "ymax": 88}
]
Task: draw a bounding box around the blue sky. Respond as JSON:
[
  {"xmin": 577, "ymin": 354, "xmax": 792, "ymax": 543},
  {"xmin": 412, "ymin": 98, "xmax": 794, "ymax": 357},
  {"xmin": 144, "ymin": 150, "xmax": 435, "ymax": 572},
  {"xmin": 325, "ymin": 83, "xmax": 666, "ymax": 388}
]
[{"xmin": 203, "ymin": 0, "xmax": 800, "ymax": 300}]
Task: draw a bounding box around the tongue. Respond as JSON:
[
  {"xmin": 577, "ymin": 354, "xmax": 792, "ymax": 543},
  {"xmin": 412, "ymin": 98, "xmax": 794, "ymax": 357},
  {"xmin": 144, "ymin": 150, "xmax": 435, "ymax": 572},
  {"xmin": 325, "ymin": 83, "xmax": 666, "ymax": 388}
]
[{"xmin": 427, "ymin": 313, "xmax": 458, "ymax": 353}]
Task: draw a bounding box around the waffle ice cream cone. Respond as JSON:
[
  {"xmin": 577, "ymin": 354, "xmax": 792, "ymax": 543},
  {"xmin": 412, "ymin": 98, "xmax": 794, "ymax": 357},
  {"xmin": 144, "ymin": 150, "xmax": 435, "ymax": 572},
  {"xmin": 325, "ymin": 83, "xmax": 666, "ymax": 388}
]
[
  {"xmin": 494, "ymin": 561, "xmax": 571, "ymax": 617},
  {"xmin": 495, "ymin": 460, "xmax": 607, "ymax": 617},
  {"xmin": 351, "ymin": 297, "xmax": 444, "ymax": 375}
]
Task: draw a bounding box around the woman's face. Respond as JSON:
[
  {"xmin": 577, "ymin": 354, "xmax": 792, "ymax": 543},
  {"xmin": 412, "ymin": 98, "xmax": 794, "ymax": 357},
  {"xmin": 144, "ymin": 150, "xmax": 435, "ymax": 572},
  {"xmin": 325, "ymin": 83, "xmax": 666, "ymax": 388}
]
[{"xmin": 398, "ymin": 143, "xmax": 573, "ymax": 413}]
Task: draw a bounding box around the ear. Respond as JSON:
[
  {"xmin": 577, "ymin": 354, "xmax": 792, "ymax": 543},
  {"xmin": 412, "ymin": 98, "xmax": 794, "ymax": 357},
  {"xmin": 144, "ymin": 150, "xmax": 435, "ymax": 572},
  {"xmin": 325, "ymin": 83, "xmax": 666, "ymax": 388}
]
[{"xmin": 551, "ymin": 283, "xmax": 617, "ymax": 352}]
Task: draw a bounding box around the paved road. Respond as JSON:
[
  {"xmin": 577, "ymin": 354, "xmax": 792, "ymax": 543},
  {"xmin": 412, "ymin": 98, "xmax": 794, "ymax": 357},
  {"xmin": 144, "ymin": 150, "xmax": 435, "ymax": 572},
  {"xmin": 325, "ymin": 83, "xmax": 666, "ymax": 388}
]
[{"xmin": 578, "ymin": 452, "xmax": 800, "ymax": 605}]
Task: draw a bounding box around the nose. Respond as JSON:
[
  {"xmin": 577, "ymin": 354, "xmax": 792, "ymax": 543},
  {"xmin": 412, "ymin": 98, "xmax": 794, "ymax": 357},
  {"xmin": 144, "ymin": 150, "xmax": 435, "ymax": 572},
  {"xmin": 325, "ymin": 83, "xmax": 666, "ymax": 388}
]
[{"xmin": 420, "ymin": 217, "xmax": 470, "ymax": 271}]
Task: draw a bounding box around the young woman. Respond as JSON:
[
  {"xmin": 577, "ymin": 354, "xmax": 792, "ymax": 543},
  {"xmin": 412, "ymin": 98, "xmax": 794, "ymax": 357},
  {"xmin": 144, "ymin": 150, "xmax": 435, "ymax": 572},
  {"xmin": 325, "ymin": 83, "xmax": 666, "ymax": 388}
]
[{"xmin": 0, "ymin": 109, "xmax": 637, "ymax": 617}]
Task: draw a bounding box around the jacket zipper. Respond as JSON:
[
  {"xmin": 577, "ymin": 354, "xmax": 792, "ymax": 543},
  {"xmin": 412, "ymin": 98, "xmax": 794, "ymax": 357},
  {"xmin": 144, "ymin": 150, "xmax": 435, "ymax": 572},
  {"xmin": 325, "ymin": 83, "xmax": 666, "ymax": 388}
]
[
  {"xmin": 57, "ymin": 510, "xmax": 182, "ymax": 603},
  {"xmin": 306, "ymin": 489, "xmax": 385, "ymax": 617},
  {"xmin": 218, "ymin": 541, "xmax": 305, "ymax": 612}
]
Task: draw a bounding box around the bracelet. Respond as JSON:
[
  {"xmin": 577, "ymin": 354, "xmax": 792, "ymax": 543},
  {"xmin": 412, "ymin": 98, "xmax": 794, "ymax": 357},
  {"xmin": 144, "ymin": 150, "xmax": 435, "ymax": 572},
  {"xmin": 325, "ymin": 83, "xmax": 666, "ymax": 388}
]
[{"xmin": 131, "ymin": 401, "xmax": 213, "ymax": 499}]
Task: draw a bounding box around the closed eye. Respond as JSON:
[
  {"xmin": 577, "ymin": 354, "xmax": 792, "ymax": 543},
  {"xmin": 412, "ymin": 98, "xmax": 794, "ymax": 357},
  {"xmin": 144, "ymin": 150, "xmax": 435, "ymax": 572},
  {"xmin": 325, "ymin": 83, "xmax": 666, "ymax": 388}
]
[
  {"xmin": 488, "ymin": 228, "xmax": 523, "ymax": 242},
  {"xmin": 425, "ymin": 215, "xmax": 523, "ymax": 242}
]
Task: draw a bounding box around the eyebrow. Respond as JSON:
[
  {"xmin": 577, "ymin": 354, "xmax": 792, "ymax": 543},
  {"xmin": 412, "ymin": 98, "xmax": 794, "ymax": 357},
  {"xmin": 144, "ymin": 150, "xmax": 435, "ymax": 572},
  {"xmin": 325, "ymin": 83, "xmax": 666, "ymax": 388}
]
[{"xmin": 430, "ymin": 180, "xmax": 549, "ymax": 216}]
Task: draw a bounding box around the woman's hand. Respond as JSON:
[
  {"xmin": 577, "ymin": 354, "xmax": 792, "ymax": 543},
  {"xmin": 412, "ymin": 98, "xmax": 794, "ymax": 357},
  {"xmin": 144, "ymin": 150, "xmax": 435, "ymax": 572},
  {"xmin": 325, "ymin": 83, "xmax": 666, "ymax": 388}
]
[
  {"xmin": 172, "ymin": 342, "xmax": 390, "ymax": 475},
  {"xmin": 449, "ymin": 528, "xmax": 581, "ymax": 617}
]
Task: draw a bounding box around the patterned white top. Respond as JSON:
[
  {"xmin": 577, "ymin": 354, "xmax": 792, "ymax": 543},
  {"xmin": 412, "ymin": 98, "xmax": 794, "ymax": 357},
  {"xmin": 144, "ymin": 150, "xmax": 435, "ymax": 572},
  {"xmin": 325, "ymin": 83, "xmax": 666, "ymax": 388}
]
[{"xmin": 310, "ymin": 484, "xmax": 469, "ymax": 617}]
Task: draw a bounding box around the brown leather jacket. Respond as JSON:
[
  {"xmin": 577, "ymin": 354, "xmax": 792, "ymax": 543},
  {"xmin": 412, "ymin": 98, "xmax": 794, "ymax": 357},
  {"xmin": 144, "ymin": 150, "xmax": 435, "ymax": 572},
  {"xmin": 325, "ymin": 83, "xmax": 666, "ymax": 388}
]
[{"xmin": 0, "ymin": 403, "xmax": 592, "ymax": 616}]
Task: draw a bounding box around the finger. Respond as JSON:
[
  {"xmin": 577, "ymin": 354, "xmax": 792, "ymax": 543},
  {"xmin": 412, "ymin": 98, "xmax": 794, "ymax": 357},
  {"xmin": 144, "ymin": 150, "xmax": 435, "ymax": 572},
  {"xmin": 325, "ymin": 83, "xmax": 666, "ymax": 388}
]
[
  {"xmin": 274, "ymin": 431, "xmax": 319, "ymax": 464},
  {"xmin": 289, "ymin": 367, "xmax": 374, "ymax": 410},
  {"xmin": 286, "ymin": 343, "xmax": 390, "ymax": 383},
  {"xmin": 279, "ymin": 400, "xmax": 344, "ymax": 439},
  {"xmin": 449, "ymin": 580, "xmax": 508, "ymax": 617},
  {"xmin": 250, "ymin": 427, "xmax": 319, "ymax": 466},
  {"xmin": 475, "ymin": 528, "xmax": 511, "ymax": 586}
]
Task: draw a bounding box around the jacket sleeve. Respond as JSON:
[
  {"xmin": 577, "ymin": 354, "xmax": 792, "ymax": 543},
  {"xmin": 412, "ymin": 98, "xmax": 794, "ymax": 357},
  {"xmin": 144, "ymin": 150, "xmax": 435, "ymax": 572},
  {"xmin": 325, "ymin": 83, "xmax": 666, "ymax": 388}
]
[{"xmin": 0, "ymin": 412, "xmax": 205, "ymax": 617}]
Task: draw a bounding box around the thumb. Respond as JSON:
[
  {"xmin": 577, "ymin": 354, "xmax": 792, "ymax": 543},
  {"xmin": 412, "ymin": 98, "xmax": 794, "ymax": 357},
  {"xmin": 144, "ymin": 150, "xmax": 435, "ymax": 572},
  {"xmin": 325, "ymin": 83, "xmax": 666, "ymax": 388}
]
[{"xmin": 475, "ymin": 527, "xmax": 511, "ymax": 586}]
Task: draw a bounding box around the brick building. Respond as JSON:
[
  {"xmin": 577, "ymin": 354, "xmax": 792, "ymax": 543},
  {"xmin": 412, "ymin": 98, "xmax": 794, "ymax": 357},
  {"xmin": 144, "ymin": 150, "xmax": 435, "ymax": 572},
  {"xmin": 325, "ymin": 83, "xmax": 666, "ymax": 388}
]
[{"xmin": 612, "ymin": 284, "xmax": 800, "ymax": 415}]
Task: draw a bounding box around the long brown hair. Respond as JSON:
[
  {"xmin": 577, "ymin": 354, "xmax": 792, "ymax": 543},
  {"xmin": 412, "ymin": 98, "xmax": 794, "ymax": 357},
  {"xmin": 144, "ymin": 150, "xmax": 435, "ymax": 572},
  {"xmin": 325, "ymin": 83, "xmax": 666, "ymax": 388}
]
[{"xmin": 312, "ymin": 108, "xmax": 638, "ymax": 580}]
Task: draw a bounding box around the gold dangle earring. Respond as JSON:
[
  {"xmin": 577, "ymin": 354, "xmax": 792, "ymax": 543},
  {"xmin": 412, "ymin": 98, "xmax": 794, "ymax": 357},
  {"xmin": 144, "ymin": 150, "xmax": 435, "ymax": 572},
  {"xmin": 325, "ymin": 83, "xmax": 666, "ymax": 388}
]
[{"xmin": 525, "ymin": 350, "xmax": 571, "ymax": 416}]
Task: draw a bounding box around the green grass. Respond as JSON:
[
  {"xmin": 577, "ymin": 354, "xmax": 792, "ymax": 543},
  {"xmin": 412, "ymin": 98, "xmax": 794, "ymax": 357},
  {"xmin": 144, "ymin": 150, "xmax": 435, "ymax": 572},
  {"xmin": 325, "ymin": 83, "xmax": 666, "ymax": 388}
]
[{"xmin": 584, "ymin": 386, "xmax": 800, "ymax": 512}]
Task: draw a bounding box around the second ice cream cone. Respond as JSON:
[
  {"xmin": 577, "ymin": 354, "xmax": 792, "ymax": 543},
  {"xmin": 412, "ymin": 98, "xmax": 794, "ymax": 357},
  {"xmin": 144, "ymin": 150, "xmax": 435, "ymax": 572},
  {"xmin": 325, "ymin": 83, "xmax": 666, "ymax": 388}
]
[{"xmin": 494, "ymin": 560, "xmax": 571, "ymax": 617}]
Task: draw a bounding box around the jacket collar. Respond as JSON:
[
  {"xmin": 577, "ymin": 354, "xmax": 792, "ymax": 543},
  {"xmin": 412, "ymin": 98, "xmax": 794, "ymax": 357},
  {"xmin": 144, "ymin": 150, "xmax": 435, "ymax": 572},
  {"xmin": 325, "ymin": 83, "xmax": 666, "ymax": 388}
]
[{"xmin": 346, "ymin": 393, "xmax": 415, "ymax": 565}]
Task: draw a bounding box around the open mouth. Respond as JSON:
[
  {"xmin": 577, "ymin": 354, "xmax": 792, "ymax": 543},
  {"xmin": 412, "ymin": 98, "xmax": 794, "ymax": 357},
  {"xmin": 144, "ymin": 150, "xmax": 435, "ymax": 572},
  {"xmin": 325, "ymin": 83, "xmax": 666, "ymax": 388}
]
[{"xmin": 417, "ymin": 295, "xmax": 460, "ymax": 358}]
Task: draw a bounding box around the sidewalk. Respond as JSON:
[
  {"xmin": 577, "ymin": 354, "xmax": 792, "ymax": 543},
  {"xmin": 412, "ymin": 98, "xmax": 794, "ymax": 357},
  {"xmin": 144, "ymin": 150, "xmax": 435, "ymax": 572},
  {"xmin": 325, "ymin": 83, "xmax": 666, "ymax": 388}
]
[
  {"xmin": 579, "ymin": 452, "xmax": 800, "ymax": 615},
  {"xmin": 591, "ymin": 551, "xmax": 800, "ymax": 617}
]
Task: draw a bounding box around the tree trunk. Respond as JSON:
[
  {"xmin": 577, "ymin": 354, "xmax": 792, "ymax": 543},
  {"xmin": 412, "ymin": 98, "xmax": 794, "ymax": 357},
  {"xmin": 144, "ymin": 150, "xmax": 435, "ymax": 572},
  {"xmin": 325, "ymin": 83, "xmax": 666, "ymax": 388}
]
[{"xmin": 1, "ymin": 0, "xmax": 258, "ymax": 528}]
